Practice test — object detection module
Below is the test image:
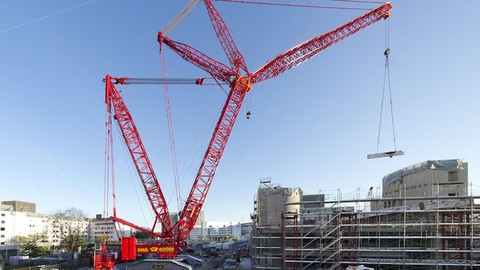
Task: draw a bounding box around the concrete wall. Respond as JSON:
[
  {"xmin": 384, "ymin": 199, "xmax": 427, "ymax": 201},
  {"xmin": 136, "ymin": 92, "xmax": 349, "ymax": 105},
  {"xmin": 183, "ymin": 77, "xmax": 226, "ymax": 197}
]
[{"xmin": 380, "ymin": 160, "xmax": 468, "ymax": 209}]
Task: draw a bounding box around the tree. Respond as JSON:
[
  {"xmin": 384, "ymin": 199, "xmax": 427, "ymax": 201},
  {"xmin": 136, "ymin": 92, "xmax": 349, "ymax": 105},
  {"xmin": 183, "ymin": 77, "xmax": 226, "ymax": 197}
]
[
  {"xmin": 16, "ymin": 233, "xmax": 49, "ymax": 257},
  {"xmin": 52, "ymin": 207, "xmax": 89, "ymax": 253},
  {"xmin": 94, "ymin": 235, "xmax": 109, "ymax": 245},
  {"xmin": 132, "ymin": 231, "xmax": 152, "ymax": 239}
]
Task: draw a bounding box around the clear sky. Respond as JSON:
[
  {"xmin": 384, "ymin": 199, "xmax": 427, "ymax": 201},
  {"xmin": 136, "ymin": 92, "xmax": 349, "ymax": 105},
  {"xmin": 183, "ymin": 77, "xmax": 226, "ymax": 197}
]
[{"xmin": 1, "ymin": 0, "xmax": 479, "ymax": 228}]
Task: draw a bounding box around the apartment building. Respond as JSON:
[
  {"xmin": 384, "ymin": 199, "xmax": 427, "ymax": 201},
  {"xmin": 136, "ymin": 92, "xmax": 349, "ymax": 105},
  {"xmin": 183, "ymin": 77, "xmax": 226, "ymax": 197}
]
[
  {"xmin": 87, "ymin": 215, "xmax": 132, "ymax": 244},
  {"xmin": 0, "ymin": 202, "xmax": 89, "ymax": 255}
]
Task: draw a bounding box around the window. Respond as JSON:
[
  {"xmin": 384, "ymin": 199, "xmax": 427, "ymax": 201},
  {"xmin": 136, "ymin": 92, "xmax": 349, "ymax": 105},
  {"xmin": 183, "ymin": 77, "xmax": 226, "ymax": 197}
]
[
  {"xmin": 448, "ymin": 171, "xmax": 458, "ymax": 181},
  {"xmin": 0, "ymin": 227, "xmax": 5, "ymax": 231},
  {"xmin": 1, "ymin": 213, "xmax": 5, "ymax": 217},
  {"xmin": 0, "ymin": 221, "xmax": 4, "ymax": 224}
]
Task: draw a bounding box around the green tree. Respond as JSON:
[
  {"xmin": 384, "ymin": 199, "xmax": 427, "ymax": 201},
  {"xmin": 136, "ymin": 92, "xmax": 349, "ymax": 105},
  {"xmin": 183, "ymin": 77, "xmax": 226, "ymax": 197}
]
[
  {"xmin": 94, "ymin": 235, "xmax": 109, "ymax": 245},
  {"xmin": 16, "ymin": 233, "xmax": 49, "ymax": 257},
  {"xmin": 133, "ymin": 231, "xmax": 152, "ymax": 239},
  {"xmin": 53, "ymin": 207, "xmax": 89, "ymax": 253}
]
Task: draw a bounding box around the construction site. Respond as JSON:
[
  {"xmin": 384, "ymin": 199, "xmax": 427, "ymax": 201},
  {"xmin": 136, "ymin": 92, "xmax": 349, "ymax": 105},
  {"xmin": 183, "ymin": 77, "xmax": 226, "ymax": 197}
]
[
  {"xmin": 100, "ymin": 0, "xmax": 396, "ymax": 267},
  {"xmin": 98, "ymin": 1, "xmax": 480, "ymax": 269},
  {"xmin": 3, "ymin": 1, "xmax": 477, "ymax": 270},
  {"xmin": 250, "ymin": 160, "xmax": 480, "ymax": 269}
]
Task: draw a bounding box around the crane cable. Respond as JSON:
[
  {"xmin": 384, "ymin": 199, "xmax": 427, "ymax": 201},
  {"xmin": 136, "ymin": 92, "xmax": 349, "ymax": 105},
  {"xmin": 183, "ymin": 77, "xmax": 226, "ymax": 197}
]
[
  {"xmin": 115, "ymin": 123, "xmax": 154, "ymax": 227},
  {"xmin": 213, "ymin": 0, "xmax": 378, "ymax": 11},
  {"xmin": 160, "ymin": 48, "xmax": 182, "ymax": 213},
  {"xmin": 105, "ymin": 96, "xmax": 125, "ymax": 242},
  {"xmin": 107, "ymin": 95, "xmax": 153, "ymax": 229},
  {"xmin": 375, "ymin": 20, "xmax": 398, "ymax": 153},
  {"xmin": 162, "ymin": 0, "xmax": 201, "ymax": 35},
  {"xmin": 103, "ymin": 104, "xmax": 113, "ymax": 221}
]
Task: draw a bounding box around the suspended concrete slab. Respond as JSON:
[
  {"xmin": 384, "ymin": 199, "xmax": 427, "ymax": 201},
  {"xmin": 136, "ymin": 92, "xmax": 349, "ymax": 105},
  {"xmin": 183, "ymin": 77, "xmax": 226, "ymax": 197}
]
[{"xmin": 367, "ymin": 150, "xmax": 405, "ymax": 159}]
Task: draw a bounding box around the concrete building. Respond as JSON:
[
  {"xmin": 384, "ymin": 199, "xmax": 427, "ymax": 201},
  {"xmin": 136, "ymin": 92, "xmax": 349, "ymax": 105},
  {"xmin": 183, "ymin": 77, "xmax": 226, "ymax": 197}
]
[
  {"xmin": 251, "ymin": 160, "xmax": 480, "ymax": 269},
  {"xmin": 87, "ymin": 215, "xmax": 132, "ymax": 245},
  {"xmin": 253, "ymin": 180, "xmax": 302, "ymax": 227},
  {"xmin": 0, "ymin": 202, "xmax": 90, "ymax": 257},
  {"xmin": 1, "ymin": 201, "xmax": 36, "ymax": 213},
  {"xmin": 169, "ymin": 211, "xmax": 207, "ymax": 240},
  {"xmin": 300, "ymin": 194, "xmax": 325, "ymax": 224},
  {"xmin": 378, "ymin": 159, "xmax": 468, "ymax": 209},
  {"xmin": 189, "ymin": 220, "xmax": 251, "ymax": 242},
  {"xmin": 0, "ymin": 204, "xmax": 50, "ymax": 250}
]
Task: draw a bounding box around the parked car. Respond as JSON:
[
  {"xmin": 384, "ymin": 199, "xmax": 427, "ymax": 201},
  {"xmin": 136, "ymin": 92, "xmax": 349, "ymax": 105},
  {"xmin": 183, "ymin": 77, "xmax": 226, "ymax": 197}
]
[{"xmin": 222, "ymin": 258, "xmax": 237, "ymax": 269}]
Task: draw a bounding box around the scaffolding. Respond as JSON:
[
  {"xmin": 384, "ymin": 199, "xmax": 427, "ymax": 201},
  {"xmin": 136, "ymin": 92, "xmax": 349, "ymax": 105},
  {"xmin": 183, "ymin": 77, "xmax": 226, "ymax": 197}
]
[{"xmin": 251, "ymin": 195, "xmax": 480, "ymax": 270}]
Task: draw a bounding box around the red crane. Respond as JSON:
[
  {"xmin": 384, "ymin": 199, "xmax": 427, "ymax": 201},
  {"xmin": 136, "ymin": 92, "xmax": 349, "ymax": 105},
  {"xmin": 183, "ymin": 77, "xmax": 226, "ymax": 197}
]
[{"xmin": 104, "ymin": 0, "xmax": 392, "ymax": 257}]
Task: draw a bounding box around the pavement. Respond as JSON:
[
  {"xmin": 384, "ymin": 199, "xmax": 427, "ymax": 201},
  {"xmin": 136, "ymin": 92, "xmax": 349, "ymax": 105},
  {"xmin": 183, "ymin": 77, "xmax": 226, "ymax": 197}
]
[
  {"xmin": 78, "ymin": 257, "xmax": 252, "ymax": 270},
  {"xmin": 199, "ymin": 256, "xmax": 251, "ymax": 269}
]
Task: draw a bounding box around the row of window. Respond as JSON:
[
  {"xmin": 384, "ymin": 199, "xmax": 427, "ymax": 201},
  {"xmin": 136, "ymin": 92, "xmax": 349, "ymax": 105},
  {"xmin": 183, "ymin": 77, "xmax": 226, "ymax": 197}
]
[
  {"xmin": 94, "ymin": 231, "xmax": 113, "ymax": 235},
  {"xmin": 95, "ymin": 226, "xmax": 115, "ymax": 230},
  {"xmin": 94, "ymin": 222, "xmax": 113, "ymax": 226}
]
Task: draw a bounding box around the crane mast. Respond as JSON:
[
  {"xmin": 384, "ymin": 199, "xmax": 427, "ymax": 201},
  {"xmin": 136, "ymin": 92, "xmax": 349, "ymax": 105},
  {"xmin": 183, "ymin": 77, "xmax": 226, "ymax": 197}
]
[
  {"xmin": 105, "ymin": 75, "xmax": 174, "ymax": 240},
  {"xmin": 106, "ymin": 0, "xmax": 392, "ymax": 254},
  {"xmin": 203, "ymin": 0, "xmax": 248, "ymax": 73},
  {"xmin": 174, "ymin": 76, "xmax": 252, "ymax": 244}
]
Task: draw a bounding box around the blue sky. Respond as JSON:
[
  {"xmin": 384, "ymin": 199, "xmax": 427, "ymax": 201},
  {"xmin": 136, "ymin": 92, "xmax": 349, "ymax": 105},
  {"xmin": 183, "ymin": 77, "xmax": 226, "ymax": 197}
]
[{"xmin": 1, "ymin": 0, "xmax": 479, "ymax": 227}]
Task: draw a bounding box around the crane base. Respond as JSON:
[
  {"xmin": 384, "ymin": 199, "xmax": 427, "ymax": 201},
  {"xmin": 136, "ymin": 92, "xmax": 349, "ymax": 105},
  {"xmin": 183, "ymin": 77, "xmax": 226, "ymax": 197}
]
[{"xmin": 367, "ymin": 150, "xmax": 404, "ymax": 159}]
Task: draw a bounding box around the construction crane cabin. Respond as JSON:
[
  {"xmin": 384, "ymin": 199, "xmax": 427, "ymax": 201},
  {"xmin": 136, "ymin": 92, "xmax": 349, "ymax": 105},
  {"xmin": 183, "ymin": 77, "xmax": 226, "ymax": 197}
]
[{"xmin": 101, "ymin": 0, "xmax": 392, "ymax": 265}]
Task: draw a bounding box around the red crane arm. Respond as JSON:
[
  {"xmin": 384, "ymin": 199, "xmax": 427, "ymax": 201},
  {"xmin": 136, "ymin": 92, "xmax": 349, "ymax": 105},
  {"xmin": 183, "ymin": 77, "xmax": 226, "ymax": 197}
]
[
  {"xmin": 203, "ymin": 0, "xmax": 248, "ymax": 73},
  {"xmin": 111, "ymin": 216, "xmax": 162, "ymax": 238},
  {"xmin": 250, "ymin": 2, "xmax": 392, "ymax": 84},
  {"xmin": 159, "ymin": 33, "xmax": 236, "ymax": 83},
  {"xmin": 175, "ymin": 76, "xmax": 251, "ymax": 244},
  {"xmin": 104, "ymin": 75, "xmax": 173, "ymax": 238}
]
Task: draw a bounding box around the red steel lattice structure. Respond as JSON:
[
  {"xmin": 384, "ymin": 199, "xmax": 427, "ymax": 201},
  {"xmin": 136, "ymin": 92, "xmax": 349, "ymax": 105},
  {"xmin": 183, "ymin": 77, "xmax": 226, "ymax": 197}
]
[
  {"xmin": 105, "ymin": 0, "xmax": 392, "ymax": 253},
  {"xmin": 105, "ymin": 77, "xmax": 174, "ymax": 239}
]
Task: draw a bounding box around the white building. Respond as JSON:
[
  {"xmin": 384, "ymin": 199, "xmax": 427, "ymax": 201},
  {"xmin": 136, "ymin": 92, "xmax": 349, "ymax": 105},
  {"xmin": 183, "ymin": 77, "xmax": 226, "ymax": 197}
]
[
  {"xmin": 0, "ymin": 202, "xmax": 89, "ymax": 254},
  {"xmin": 87, "ymin": 215, "xmax": 132, "ymax": 244},
  {"xmin": 188, "ymin": 211, "xmax": 208, "ymax": 241},
  {"xmin": 0, "ymin": 204, "xmax": 51, "ymax": 250},
  {"xmin": 188, "ymin": 220, "xmax": 252, "ymax": 242},
  {"xmin": 189, "ymin": 222, "xmax": 208, "ymax": 241}
]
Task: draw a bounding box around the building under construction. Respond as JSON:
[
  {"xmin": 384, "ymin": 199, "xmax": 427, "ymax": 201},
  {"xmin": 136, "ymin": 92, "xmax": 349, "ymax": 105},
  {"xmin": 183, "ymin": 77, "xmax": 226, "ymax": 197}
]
[{"xmin": 251, "ymin": 160, "xmax": 480, "ymax": 269}]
